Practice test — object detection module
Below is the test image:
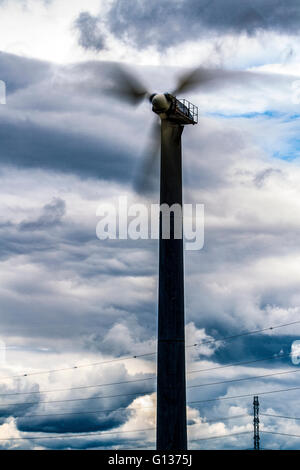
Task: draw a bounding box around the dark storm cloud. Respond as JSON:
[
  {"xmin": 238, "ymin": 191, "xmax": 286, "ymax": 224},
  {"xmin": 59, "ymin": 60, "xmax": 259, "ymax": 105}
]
[
  {"xmin": 210, "ymin": 334, "xmax": 294, "ymax": 365},
  {"xmin": 17, "ymin": 408, "xmax": 130, "ymax": 434},
  {"xmin": 0, "ymin": 52, "xmax": 289, "ymax": 186},
  {"xmin": 0, "ymin": 52, "xmax": 147, "ymax": 184},
  {"xmin": 75, "ymin": 11, "xmax": 107, "ymax": 52},
  {"xmin": 75, "ymin": 0, "xmax": 300, "ymax": 51},
  {"xmin": 0, "ymin": 381, "xmax": 41, "ymax": 424},
  {"xmin": 5, "ymin": 368, "xmax": 153, "ymax": 436},
  {"xmin": 14, "ymin": 374, "xmax": 154, "ymax": 435},
  {"xmin": 0, "ymin": 116, "xmax": 133, "ymax": 183}
]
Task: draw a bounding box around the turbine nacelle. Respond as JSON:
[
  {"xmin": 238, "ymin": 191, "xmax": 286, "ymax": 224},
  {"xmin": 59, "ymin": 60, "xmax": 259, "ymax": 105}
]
[
  {"xmin": 150, "ymin": 93, "xmax": 198, "ymax": 126},
  {"xmin": 150, "ymin": 93, "xmax": 172, "ymax": 114},
  {"xmin": 107, "ymin": 63, "xmax": 201, "ymax": 192}
]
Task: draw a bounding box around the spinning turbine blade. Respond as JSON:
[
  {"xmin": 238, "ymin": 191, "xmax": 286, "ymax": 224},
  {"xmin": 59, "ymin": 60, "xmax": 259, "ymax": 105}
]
[
  {"xmin": 108, "ymin": 64, "xmax": 149, "ymax": 105},
  {"xmin": 172, "ymin": 66, "xmax": 267, "ymax": 95},
  {"xmin": 134, "ymin": 118, "xmax": 161, "ymax": 195}
]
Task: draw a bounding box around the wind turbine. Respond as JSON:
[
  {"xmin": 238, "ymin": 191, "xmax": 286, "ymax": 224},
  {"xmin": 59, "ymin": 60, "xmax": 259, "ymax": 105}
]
[
  {"xmin": 107, "ymin": 65, "xmax": 206, "ymax": 451},
  {"xmin": 107, "ymin": 64, "xmax": 258, "ymax": 450}
]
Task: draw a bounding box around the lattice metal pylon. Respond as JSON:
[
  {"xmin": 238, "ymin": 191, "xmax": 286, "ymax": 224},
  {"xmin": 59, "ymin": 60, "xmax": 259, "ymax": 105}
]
[{"xmin": 253, "ymin": 396, "xmax": 260, "ymax": 450}]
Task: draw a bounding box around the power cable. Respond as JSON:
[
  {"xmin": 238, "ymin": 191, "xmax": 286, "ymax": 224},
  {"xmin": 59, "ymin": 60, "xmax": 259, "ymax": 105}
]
[
  {"xmin": 0, "ymin": 351, "xmax": 292, "ymax": 398},
  {"xmin": 262, "ymin": 431, "xmax": 300, "ymax": 439},
  {"xmin": 188, "ymin": 352, "xmax": 291, "ymax": 375},
  {"xmin": 188, "ymin": 367, "xmax": 300, "ymax": 389},
  {"xmin": 0, "ymin": 362, "xmax": 299, "ymax": 399},
  {"xmin": 0, "ymin": 429, "xmax": 252, "ymax": 442},
  {"xmin": 189, "ymin": 384, "xmax": 300, "ymax": 406},
  {"xmin": 261, "ymin": 413, "xmax": 300, "ymax": 421},
  {"xmin": 1, "ymin": 319, "xmax": 298, "ymax": 381},
  {"xmin": 2, "ymin": 383, "xmax": 300, "ymax": 410},
  {"xmin": 12, "ymin": 409, "xmax": 249, "ymax": 422}
]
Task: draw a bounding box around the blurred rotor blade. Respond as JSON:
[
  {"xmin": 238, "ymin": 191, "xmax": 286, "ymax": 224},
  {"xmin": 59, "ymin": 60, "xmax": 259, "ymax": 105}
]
[
  {"xmin": 172, "ymin": 66, "xmax": 264, "ymax": 96},
  {"xmin": 134, "ymin": 118, "xmax": 161, "ymax": 195},
  {"xmin": 108, "ymin": 64, "xmax": 149, "ymax": 105}
]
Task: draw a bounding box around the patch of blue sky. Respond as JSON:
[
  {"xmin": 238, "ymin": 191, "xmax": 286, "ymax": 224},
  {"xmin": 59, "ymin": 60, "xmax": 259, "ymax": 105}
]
[
  {"xmin": 205, "ymin": 110, "xmax": 300, "ymax": 120},
  {"xmin": 205, "ymin": 111, "xmax": 300, "ymax": 161},
  {"xmin": 273, "ymin": 144, "xmax": 300, "ymax": 162}
]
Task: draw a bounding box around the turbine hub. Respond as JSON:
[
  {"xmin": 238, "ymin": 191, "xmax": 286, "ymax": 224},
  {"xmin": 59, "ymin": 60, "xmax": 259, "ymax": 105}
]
[{"xmin": 151, "ymin": 93, "xmax": 171, "ymax": 113}]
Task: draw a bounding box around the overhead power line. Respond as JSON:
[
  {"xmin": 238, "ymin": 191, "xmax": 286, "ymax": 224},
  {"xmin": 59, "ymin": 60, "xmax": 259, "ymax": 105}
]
[
  {"xmin": 262, "ymin": 431, "xmax": 300, "ymax": 439},
  {"xmin": 7, "ymin": 410, "xmax": 300, "ymax": 445},
  {"xmin": 190, "ymin": 414, "xmax": 249, "ymax": 424},
  {"xmin": 0, "ymin": 362, "xmax": 299, "ymax": 400},
  {"xmin": 0, "ymin": 390, "xmax": 152, "ymax": 408},
  {"xmin": 2, "ymin": 383, "xmax": 300, "ymax": 410},
  {"xmin": 0, "ymin": 319, "xmax": 298, "ymax": 381},
  {"xmin": 12, "ymin": 406, "xmax": 145, "ymax": 419},
  {"xmin": 0, "ymin": 427, "xmax": 156, "ymax": 441},
  {"xmin": 0, "ymin": 351, "xmax": 293, "ymax": 399},
  {"xmin": 0, "ymin": 354, "xmax": 157, "ymax": 381},
  {"xmin": 188, "ymin": 352, "xmax": 291, "ymax": 375},
  {"xmin": 261, "ymin": 413, "xmax": 300, "ymax": 421},
  {"xmin": 0, "ymin": 428, "xmax": 252, "ymax": 442},
  {"xmin": 12, "ymin": 408, "xmax": 249, "ymax": 421},
  {"xmin": 0, "ymin": 376, "xmax": 156, "ymax": 397},
  {"xmin": 189, "ymin": 384, "xmax": 300, "ymax": 406},
  {"xmin": 188, "ymin": 367, "xmax": 300, "ymax": 389},
  {"xmin": 187, "ymin": 320, "xmax": 300, "ymax": 349},
  {"xmin": 188, "ymin": 431, "xmax": 252, "ymax": 442}
]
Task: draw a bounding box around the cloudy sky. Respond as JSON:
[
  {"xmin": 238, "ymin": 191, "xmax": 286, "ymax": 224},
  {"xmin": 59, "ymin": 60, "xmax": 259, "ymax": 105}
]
[{"xmin": 1, "ymin": 0, "xmax": 300, "ymax": 450}]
